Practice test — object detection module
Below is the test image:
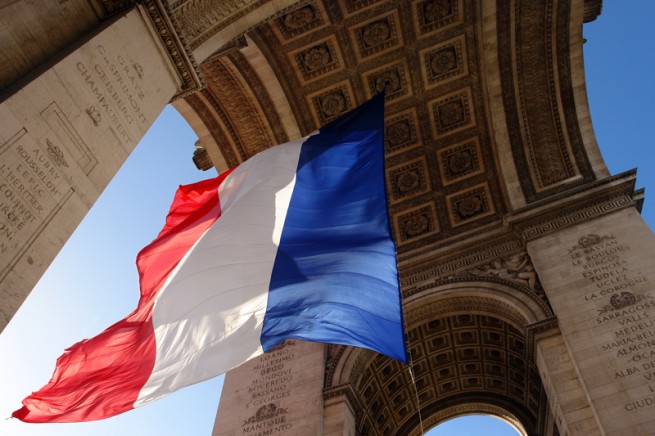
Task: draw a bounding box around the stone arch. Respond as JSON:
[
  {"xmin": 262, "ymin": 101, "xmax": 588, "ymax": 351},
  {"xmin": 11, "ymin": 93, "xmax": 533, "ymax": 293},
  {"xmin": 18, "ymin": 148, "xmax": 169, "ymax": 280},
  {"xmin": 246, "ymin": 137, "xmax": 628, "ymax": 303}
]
[
  {"xmin": 404, "ymin": 279, "xmax": 553, "ymax": 328},
  {"xmin": 325, "ymin": 280, "xmax": 555, "ymax": 435},
  {"xmin": 4, "ymin": 0, "xmax": 653, "ymax": 433},
  {"xmin": 408, "ymin": 402, "xmax": 527, "ymax": 436}
]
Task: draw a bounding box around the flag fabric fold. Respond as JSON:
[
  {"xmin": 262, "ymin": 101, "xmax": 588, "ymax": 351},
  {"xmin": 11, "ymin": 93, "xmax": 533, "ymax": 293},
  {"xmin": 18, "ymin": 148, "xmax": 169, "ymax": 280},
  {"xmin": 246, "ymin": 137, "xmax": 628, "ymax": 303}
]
[{"xmin": 13, "ymin": 92, "xmax": 407, "ymax": 423}]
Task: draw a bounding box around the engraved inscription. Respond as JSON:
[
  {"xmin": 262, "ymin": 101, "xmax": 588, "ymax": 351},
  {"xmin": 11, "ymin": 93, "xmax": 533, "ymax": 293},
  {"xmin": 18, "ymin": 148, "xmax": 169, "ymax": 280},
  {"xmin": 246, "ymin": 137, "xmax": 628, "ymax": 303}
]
[
  {"xmin": 76, "ymin": 45, "xmax": 148, "ymax": 145},
  {"xmin": 0, "ymin": 129, "xmax": 69, "ymax": 265},
  {"xmin": 568, "ymin": 233, "xmax": 655, "ymax": 412},
  {"xmin": 240, "ymin": 340, "xmax": 296, "ymax": 434}
]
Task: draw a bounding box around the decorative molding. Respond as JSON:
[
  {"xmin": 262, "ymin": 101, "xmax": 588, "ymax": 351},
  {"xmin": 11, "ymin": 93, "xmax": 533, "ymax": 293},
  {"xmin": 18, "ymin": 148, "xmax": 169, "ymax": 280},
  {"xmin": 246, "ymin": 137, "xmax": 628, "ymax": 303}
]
[
  {"xmin": 518, "ymin": 193, "xmax": 634, "ymax": 241},
  {"xmin": 228, "ymin": 51, "xmax": 289, "ymax": 145},
  {"xmin": 527, "ymin": 316, "xmax": 559, "ymax": 340},
  {"xmin": 404, "ymin": 275, "xmax": 553, "ymax": 320},
  {"xmin": 401, "ymin": 172, "xmax": 638, "ymax": 289},
  {"xmin": 203, "ymin": 35, "xmax": 248, "ymax": 62},
  {"xmin": 406, "ymin": 296, "xmax": 528, "ymax": 330},
  {"xmin": 428, "ymin": 87, "xmax": 476, "ymax": 138},
  {"xmin": 349, "ymin": 9, "xmax": 403, "ymax": 61},
  {"xmin": 198, "ymin": 89, "xmax": 250, "ymax": 161},
  {"xmin": 141, "ymin": 0, "xmax": 204, "ymax": 99},
  {"xmin": 362, "ymin": 59, "xmax": 412, "ymax": 102},
  {"xmin": 497, "ymin": 0, "xmax": 594, "ymax": 201},
  {"xmin": 171, "ymin": 0, "xmax": 268, "ymax": 49},
  {"xmin": 201, "ymin": 57, "xmax": 275, "ymax": 157},
  {"xmin": 184, "ymin": 93, "xmax": 241, "ymax": 167},
  {"xmin": 400, "ymin": 234, "xmax": 523, "ymax": 288}
]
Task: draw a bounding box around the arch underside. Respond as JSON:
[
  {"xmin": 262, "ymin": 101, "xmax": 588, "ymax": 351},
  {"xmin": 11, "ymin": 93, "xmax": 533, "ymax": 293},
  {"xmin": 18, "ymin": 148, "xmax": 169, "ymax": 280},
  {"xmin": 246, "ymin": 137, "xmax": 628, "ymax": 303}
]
[
  {"xmin": 410, "ymin": 402, "xmax": 528, "ymax": 436},
  {"xmin": 0, "ymin": 0, "xmax": 634, "ymax": 432},
  {"xmin": 179, "ymin": 0, "xmax": 605, "ymax": 260},
  {"xmin": 167, "ymin": 0, "xmax": 609, "ymax": 434},
  {"xmin": 324, "ymin": 278, "xmax": 554, "ymax": 435}
]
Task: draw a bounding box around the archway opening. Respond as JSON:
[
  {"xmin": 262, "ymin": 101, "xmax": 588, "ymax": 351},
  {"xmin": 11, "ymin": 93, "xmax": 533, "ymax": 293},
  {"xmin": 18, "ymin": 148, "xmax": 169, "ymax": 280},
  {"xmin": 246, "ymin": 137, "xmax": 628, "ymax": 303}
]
[{"xmin": 425, "ymin": 414, "xmax": 522, "ymax": 435}]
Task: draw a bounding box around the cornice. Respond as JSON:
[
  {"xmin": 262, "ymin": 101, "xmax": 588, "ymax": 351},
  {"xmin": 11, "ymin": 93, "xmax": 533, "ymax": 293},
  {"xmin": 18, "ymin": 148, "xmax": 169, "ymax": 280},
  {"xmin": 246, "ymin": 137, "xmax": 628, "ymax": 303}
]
[
  {"xmin": 510, "ymin": 170, "xmax": 636, "ymax": 241},
  {"xmin": 140, "ymin": 0, "xmax": 204, "ymax": 99},
  {"xmin": 401, "ymin": 172, "xmax": 638, "ymax": 289},
  {"xmin": 583, "ymin": 0, "xmax": 603, "ymax": 23}
]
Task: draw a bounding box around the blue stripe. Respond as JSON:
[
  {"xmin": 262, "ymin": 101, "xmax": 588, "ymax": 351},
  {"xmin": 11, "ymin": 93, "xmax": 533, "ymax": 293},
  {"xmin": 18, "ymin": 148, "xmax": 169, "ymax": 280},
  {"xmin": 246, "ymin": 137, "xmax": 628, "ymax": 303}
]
[{"xmin": 261, "ymin": 93, "xmax": 407, "ymax": 363}]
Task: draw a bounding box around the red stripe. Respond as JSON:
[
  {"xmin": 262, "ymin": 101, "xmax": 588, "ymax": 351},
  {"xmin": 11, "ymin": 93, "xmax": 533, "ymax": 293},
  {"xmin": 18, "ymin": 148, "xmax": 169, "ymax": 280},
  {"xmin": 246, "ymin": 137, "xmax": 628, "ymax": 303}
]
[{"xmin": 13, "ymin": 170, "xmax": 234, "ymax": 422}]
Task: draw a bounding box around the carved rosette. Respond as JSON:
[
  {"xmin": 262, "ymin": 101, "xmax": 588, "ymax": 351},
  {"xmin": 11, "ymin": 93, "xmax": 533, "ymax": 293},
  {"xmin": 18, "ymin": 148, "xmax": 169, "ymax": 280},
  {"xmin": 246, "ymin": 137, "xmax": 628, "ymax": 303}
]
[
  {"xmin": 446, "ymin": 184, "xmax": 494, "ymax": 227},
  {"xmin": 384, "ymin": 109, "xmax": 420, "ymax": 154}
]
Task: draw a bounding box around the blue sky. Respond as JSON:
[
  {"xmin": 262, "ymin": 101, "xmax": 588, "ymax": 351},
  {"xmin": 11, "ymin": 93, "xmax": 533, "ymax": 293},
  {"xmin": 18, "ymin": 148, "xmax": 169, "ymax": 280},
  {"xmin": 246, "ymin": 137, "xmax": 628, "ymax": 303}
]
[{"xmin": 0, "ymin": 2, "xmax": 653, "ymax": 435}]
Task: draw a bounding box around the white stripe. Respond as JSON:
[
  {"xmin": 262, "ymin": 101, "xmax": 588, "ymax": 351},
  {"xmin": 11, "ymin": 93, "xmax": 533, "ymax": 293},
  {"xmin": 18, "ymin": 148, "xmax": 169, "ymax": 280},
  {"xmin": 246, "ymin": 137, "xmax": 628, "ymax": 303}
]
[{"xmin": 135, "ymin": 136, "xmax": 310, "ymax": 406}]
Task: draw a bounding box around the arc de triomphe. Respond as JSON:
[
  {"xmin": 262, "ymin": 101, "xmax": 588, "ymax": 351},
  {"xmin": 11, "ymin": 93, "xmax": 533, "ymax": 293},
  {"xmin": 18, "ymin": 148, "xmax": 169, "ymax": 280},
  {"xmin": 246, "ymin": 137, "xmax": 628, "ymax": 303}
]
[{"xmin": 1, "ymin": 1, "xmax": 654, "ymax": 434}]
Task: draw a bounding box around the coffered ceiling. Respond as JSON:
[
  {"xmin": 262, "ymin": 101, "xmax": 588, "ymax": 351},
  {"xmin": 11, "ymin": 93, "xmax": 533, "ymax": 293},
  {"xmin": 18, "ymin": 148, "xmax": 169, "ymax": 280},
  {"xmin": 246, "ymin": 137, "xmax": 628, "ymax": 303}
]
[{"xmin": 178, "ymin": 0, "xmax": 604, "ymax": 262}]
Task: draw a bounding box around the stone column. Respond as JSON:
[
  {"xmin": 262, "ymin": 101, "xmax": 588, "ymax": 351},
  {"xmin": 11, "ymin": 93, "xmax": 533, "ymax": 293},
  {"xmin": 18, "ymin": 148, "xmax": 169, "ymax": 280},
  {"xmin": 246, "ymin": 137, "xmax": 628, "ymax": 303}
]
[
  {"xmin": 323, "ymin": 389, "xmax": 357, "ymax": 436},
  {"xmin": 535, "ymin": 328, "xmax": 602, "ymax": 435},
  {"xmin": 213, "ymin": 340, "xmax": 326, "ymax": 436},
  {"xmin": 0, "ymin": 8, "xmax": 181, "ymax": 330},
  {"xmin": 529, "ymin": 207, "xmax": 655, "ymax": 435}
]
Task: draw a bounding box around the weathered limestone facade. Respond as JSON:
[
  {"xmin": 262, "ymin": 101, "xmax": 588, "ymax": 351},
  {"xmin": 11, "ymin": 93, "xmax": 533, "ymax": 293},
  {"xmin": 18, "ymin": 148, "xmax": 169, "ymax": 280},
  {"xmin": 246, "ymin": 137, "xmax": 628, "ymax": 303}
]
[{"xmin": 5, "ymin": 0, "xmax": 655, "ymax": 434}]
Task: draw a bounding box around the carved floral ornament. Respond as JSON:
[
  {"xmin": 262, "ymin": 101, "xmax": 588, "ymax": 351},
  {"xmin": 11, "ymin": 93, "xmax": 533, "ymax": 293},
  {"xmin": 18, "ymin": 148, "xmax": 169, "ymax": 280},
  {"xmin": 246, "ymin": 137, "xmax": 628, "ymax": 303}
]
[
  {"xmin": 320, "ymin": 92, "xmax": 346, "ymax": 118},
  {"xmin": 372, "ymin": 69, "xmax": 401, "ymax": 94},
  {"xmin": 283, "ymin": 5, "xmax": 316, "ymax": 30},
  {"xmin": 423, "ymin": 0, "xmax": 454, "ymax": 24},
  {"xmin": 397, "ymin": 171, "xmax": 420, "ymax": 194},
  {"xmin": 430, "ymin": 46, "xmax": 457, "ymax": 76},
  {"xmin": 394, "ymin": 205, "xmax": 438, "ymax": 244},
  {"xmin": 302, "ymin": 44, "xmax": 332, "ymax": 71},
  {"xmin": 456, "ymin": 196, "xmax": 482, "ymax": 218},
  {"xmin": 386, "ymin": 119, "xmax": 411, "ymax": 147},
  {"xmin": 447, "ymin": 149, "xmax": 473, "ymax": 175},
  {"xmin": 417, "ymin": 0, "xmax": 460, "ymax": 35},
  {"xmin": 361, "ymin": 19, "xmax": 391, "ymax": 47},
  {"xmin": 438, "ymin": 99, "xmax": 466, "ymax": 128}
]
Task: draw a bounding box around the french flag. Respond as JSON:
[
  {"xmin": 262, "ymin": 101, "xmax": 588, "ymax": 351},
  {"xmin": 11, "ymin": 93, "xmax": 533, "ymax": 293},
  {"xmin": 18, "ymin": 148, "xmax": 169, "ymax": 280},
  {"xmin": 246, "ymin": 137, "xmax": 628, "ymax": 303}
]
[{"xmin": 13, "ymin": 93, "xmax": 407, "ymax": 423}]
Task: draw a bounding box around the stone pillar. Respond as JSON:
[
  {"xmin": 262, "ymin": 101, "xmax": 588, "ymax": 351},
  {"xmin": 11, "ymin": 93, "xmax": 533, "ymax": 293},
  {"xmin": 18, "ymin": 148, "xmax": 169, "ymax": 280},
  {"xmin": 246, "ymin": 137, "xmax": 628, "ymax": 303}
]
[
  {"xmin": 323, "ymin": 390, "xmax": 357, "ymax": 436},
  {"xmin": 0, "ymin": 8, "xmax": 180, "ymax": 330},
  {"xmin": 535, "ymin": 328, "xmax": 602, "ymax": 435},
  {"xmin": 213, "ymin": 340, "xmax": 326, "ymax": 436},
  {"xmin": 529, "ymin": 207, "xmax": 655, "ymax": 435}
]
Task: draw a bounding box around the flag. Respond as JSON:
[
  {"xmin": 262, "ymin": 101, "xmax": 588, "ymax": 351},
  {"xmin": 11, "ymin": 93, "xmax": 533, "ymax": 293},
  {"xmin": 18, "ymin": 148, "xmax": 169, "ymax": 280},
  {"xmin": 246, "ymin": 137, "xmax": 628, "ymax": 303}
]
[{"xmin": 13, "ymin": 93, "xmax": 407, "ymax": 423}]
